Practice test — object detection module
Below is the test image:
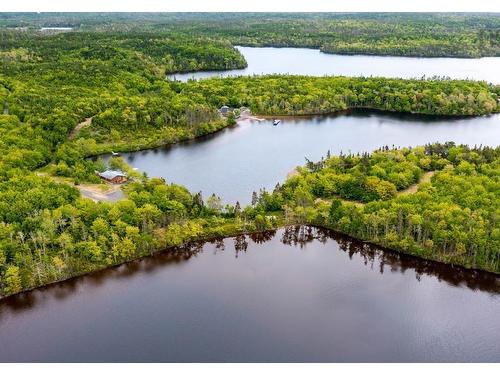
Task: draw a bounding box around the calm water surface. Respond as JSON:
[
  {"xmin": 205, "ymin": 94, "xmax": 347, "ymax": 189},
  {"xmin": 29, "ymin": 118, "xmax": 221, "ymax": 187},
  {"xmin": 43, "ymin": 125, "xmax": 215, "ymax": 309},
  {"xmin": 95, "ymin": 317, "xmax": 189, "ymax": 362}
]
[
  {"xmin": 4, "ymin": 48, "xmax": 499, "ymax": 363},
  {"xmin": 1, "ymin": 226, "xmax": 499, "ymax": 362},
  {"xmin": 116, "ymin": 111, "xmax": 500, "ymax": 204},
  {"xmin": 169, "ymin": 47, "xmax": 500, "ymax": 84}
]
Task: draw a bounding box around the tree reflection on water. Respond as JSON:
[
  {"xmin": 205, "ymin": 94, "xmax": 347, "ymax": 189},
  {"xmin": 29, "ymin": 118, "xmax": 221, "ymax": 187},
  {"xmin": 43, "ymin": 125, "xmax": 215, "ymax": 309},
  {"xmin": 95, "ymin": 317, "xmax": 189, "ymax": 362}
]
[{"xmin": 1, "ymin": 225, "xmax": 499, "ymax": 316}]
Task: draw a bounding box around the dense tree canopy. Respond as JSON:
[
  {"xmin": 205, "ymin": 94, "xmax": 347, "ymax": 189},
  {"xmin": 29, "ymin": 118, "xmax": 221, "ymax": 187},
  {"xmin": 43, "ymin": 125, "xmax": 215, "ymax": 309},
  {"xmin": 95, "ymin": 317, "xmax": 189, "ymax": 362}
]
[
  {"xmin": 255, "ymin": 143, "xmax": 500, "ymax": 273},
  {"xmin": 186, "ymin": 75, "xmax": 499, "ymax": 116},
  {"xmin": 0, "ymin": 23, "xmax": 499, "ymax": 298},
  {"xmin": 1, "ymin": 13, "xmax": 499, "ymax": 57},
  {"xmin": 0, "ymin": 30, "xmax": 246, "ymax": 74}
]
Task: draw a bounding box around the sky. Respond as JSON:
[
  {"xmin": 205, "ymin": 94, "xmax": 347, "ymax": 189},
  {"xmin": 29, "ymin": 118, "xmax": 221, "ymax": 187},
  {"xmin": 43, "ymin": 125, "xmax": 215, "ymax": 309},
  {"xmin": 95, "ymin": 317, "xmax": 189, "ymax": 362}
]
[{"xmin": 1, "ymin": 0, "xmax": 499, "ymax": 13}]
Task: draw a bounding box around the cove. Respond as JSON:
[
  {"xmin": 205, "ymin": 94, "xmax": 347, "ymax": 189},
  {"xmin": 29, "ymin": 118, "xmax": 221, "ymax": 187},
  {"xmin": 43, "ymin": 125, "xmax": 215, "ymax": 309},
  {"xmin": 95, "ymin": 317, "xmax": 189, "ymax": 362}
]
[
  {"xmin": 169, "ymin": 46, "xmax": 500, "ymax": 84},
  {"xmin": 112, "ymin": 110, "xmax": 500, "ymax": 205},
  {"xmin": 0, "ymin": 226, "xmax": 498, "ymax": 362}
]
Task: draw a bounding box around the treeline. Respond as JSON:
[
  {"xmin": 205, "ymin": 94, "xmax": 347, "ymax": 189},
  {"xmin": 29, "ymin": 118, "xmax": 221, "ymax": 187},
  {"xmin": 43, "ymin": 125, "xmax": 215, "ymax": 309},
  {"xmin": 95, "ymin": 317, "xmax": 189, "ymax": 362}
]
[
  {"xmin": 2, "ymin": 13, "xmax": 499, "ymax": 58},
  {"xmin": 0, "ymin": 29, "xmax": 499, "ymax": 297},
  {"xmin": 3, "ymin": 27, "xmax": 495, "ymax": 184},
  {"xmin": 0, "ymin": 30, "xmax": 247, "ymax": 73},
  {"xmin": 0, "ymin": 171, "xmax": 278, "ymax": 297},
  {"xmin": 0, "ymin": 31, "xmax": 240, "ymax": 181},
  {"xmin": 186, "ymin": 75, "xmax": 499, "ymax": 116},
  {"xmin": 172, "ymin": 13, "xmax": 500, "ymax": 58},
  {"xmin": 64, "ymin": 76, "xmax": 499, "ymax": 178},
  {"xmin": 252, "ymin": 143, "xmax": 500, "ymax": 273},
  {"xmin": 0, "ymin": 30, "xmax": 260, "ymax": 297},
  {"xmin": 73, "ymin": 76, "xmax": 499, "ymax": 165}
]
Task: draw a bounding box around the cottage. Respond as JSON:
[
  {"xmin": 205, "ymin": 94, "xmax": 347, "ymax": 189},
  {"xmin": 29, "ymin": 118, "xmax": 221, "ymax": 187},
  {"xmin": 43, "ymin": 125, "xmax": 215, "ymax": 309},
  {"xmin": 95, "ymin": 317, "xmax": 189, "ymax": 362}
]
[
  {"xmin": 219, "ymin": 105, "xmax": 230, "ymax": 116},
  {"xmin": 97, "ymin": 170, "xmax": 128, "ymax": 184}
]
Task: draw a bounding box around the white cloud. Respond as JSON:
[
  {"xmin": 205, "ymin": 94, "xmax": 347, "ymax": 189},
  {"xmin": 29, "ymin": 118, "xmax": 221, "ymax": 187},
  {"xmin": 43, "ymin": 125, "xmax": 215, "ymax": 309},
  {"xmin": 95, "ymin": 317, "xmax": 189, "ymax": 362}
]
[{"xmin": 1, "ymin": 0, "xmax": 499, "ymax": 12}]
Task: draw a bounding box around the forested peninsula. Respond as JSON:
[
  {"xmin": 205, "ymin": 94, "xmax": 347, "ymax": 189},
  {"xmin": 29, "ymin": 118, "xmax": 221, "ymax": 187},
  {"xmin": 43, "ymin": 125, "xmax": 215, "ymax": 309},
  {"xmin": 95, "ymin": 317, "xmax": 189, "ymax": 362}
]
[
  {"xmin": 2, "ymin": 12, "xmax": 500, "ymax": 58},
  {"xmin": 0, "ymin": 20, "xmax": 499, "ymax": 298}
]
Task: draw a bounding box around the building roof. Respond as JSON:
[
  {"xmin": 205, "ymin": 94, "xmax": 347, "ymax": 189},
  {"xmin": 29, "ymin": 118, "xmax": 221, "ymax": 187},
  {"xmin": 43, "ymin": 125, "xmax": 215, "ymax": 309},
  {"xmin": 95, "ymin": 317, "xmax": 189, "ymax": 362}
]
[{"xmin": 98, "ymin": 170, "xmax": 127, "ymax": 180}]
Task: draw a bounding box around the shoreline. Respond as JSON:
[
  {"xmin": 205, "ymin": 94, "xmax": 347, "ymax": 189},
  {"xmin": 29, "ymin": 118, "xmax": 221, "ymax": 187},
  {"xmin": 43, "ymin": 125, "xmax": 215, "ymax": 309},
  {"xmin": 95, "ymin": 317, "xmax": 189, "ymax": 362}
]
[
  {"xmin": 0, "ymin": 224, "xmax": 281, "ymax": 301},
  {"xmin": 256, "ymin": 106, "xmax": 498, "ymax": 120},
  {"xmin": 21, "ymin": 109, "xmax": 499, "ymax": 300},
  {"xmin": 233, "ymin": 44, "xmax": 499, "ymax": 60},
  {"xmin": 79, "ymin": 108, "xmax": 498, "ymax": 160},
  {"xmin": 2, "ymin": 222, "xmax": 499, "ymax": 302}
]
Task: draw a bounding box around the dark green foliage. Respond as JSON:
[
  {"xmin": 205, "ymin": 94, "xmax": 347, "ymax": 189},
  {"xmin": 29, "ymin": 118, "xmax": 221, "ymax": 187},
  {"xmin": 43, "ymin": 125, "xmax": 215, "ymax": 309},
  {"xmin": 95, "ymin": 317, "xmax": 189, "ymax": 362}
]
[
  {"xmin": 2, "ymin": 13, "xmax": 498, "ymax": 57},
  {"xmin": 268, "ymin": 143, "xmax": 500, "ymax": 273},
  {"xmin": 0, "ymin": 21, "xmax": 498, "ymax": 297},
  {"xmin": 187, "ymin": 75, "xmax": 499, "ymax": 116}
]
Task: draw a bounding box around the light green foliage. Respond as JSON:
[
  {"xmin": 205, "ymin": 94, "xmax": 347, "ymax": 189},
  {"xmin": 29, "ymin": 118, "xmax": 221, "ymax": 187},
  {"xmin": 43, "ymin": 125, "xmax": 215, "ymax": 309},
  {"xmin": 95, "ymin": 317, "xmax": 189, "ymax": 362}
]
[
  {"xmin": 266, "ymin": 143, "xmax": 500, "ymax": 273},
  {"xmin": 187, "ymin": 75, "xmax": 498, "ymax": 117},
  {"xmin": 2, "ymin": 13, "xmax": 498, "ymax": 57},
  {"xmin": 172, "ymin": 13, "xmax": 499, "ymax": 58},
  {"xmin": 0, "ymin": 20, "xmax": 498, "ymax": 297},
  {"xmin": 3, "ymin": 265, "xmax": 22, "ymax": 295}
]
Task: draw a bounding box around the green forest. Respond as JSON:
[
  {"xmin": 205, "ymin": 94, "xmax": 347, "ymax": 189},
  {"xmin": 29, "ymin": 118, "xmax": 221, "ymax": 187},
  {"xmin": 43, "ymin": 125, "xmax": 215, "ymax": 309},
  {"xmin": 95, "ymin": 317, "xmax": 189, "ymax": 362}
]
[
  {"xmin": 2, "ymin": 12, "xmax": 499, "ymax": 57},
  {"xmin": 0, "ymin": 16, "xmax": 499, "ymax": 297},
  {"xmin": 257, "ymin": 144, "xmax": 500, "ymax": 273}
]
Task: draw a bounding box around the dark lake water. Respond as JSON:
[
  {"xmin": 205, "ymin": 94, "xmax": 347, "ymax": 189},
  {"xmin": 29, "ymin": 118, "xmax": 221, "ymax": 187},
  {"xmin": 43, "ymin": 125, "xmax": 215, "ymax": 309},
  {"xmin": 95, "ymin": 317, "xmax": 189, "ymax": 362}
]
[
  {"xmin": 3, "ymin": 47, "xmax": 500, "ymax": 363},
  {"xmin": 114, "ymin": 110, "xmax": 500, "ymax": 205},
  {"xmin": 1, "ymin": 226, "xmax": 499, "ymax": 362},
  {"xmin": 169, "ymin": 47, "xmax": 500, "ymax": 84}
]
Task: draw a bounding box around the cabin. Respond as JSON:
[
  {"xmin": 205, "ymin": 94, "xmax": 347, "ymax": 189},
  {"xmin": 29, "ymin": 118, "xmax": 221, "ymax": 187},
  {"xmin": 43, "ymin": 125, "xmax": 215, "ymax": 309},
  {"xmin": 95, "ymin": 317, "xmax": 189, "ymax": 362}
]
[
  {"xmin": 219, "ymin": 105, "xmax": 230, "ymax": 116},
  {"xmin": 97, "ymin": 170, "xmax": 128, "ymax": 184}
]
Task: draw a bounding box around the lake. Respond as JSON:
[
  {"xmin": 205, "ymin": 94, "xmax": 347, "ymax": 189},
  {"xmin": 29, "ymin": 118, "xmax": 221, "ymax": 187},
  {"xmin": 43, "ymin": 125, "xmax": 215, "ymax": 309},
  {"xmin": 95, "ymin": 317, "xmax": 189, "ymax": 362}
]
[
  {"xmin": 3, "ymin": 46, "xmax": 500, "ymax": 363},
  {"xmin": 113, "ymin": 110, "xmax": 500, "ymax": 205},
  {"xmin": 169, "ymin": 46, "xmax": 500, "ymax": 84},
  {"xmin": 1, "ymin": 226, "xmax": 498, "ymax": 362}
]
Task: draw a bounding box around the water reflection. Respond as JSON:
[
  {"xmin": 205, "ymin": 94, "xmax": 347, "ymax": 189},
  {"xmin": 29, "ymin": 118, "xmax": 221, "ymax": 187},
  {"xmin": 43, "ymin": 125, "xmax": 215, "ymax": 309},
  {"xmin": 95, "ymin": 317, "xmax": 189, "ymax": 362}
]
[
  {"xmin": 282, "ymin": 226, "xmax": 500, "ymax": 294},
  {"xmin": 1, "ymin": 226, "xmax": 498, "ymax": 317},
  {"xmin": 105, "ymin": 110, "xmax": 500, "ymax": 205}
]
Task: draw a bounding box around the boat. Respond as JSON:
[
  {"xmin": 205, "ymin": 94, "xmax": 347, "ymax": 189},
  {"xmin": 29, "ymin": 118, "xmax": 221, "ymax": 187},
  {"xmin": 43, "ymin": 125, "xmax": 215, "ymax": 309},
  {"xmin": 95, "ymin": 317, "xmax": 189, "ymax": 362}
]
[
  {"xmin": 273, "ymin": 119, "xmax": 281, "ymax": 126},
  {"xmin": 111, "ymin": 151, "xmax": 121, "ymax": 157}
]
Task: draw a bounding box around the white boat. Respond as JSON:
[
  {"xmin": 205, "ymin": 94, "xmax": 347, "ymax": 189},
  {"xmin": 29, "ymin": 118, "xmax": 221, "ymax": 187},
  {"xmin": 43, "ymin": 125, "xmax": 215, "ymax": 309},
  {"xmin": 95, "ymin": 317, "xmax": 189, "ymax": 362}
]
[
  {"xmin": 273, "ymin": 119, "xmax": 281, "ymax": 126},
  {"xmin": 111, "ymin": 151, "xmax": 121, "ymax": 157}
]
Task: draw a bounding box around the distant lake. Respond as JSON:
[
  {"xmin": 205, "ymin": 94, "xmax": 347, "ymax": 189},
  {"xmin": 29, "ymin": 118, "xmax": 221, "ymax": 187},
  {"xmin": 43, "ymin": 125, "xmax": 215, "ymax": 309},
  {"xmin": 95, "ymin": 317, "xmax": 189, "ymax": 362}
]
[
  {"xmin": 168, "ymin": 46, "xmax": 500, "ymax": 84},
  {"xmin": 113, "ymin": 110, "xmax": 500, "ymax": 205},
  {"xmin": 1, "ymin": 226, "xmax": 498, "ymax": 362}
]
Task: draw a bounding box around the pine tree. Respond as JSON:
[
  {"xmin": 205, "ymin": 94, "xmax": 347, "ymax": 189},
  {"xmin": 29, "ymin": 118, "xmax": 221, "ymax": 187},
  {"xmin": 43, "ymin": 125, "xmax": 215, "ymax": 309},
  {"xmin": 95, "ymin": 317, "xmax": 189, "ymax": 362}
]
[{"xmin": 251, "ymin": 191, "xmax": 258, "ymax": 206}]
